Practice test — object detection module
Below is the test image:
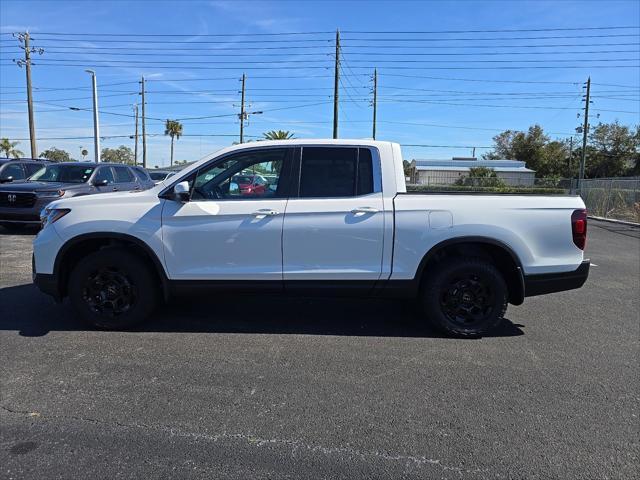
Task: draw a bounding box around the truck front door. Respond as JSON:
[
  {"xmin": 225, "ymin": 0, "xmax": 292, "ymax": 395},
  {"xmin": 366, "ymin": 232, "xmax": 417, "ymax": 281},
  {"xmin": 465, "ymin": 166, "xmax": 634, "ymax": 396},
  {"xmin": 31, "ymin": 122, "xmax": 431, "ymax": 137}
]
[{"xmin": 161, "ymin": 147, "xmax": 294, "ymax": 281}]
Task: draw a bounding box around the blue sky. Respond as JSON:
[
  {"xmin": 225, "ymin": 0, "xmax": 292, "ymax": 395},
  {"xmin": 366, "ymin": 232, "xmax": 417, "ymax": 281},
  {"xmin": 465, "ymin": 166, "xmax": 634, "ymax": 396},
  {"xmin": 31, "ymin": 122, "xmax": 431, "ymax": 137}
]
[{"xmin": 1, "ymin": 0, "xmax": 639, "ymax": 167}]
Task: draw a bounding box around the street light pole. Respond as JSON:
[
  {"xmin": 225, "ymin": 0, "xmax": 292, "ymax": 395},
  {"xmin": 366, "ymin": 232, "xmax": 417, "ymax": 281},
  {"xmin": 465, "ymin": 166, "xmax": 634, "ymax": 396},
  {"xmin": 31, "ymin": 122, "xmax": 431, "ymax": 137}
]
[{"xmin": 85, "ymin": 69, "xmax": 100, "ymax": 163}]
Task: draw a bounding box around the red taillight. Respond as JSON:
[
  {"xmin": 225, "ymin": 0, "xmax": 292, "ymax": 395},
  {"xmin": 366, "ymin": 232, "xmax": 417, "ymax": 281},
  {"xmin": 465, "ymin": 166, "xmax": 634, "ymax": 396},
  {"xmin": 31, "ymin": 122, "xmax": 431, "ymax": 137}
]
[{"xmin": 571, "ymin": 209, "xmax": 587, "ymax": 250}]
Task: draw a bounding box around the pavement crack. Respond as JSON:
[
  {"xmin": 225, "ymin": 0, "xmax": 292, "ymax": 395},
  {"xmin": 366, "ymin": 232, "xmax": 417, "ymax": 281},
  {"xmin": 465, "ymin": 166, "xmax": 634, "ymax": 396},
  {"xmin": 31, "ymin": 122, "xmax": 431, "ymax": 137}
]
[{"xmin": 1, "ymin": 403, "xmax": 486, "ymax": 475}]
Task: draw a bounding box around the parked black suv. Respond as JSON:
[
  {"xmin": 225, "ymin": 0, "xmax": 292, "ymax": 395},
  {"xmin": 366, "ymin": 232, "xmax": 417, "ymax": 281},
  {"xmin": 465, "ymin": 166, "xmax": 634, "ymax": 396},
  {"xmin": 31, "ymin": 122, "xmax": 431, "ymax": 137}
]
[
  {"xmin": 0, "ymin": 162, "xmax": 155, "ymax": 229},
  {"xmin": 0, "ymin": 158, "xmax": 50, "ymax": 184}
]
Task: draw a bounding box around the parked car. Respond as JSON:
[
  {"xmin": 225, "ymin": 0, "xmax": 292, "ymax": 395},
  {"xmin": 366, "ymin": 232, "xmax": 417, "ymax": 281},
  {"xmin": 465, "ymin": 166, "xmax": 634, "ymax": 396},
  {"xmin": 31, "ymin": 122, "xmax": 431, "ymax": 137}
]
[
  {"xmin": 232, "ymin": 173, "xmax": 268, "ymax": 196},
  {"xmin": 147, "ymin": 170, "xmax": 174, "ymax": 184},
  {"xmin": 0, "ymin": 162, "xmax": 154, "ymax": 229},
  {"xmin": 0, "ymin": 158, "xmax": 50, "ymax": 184},
  {"xmin": 32, "ymin": 140, "xmax": 589, "ymax": 337}
]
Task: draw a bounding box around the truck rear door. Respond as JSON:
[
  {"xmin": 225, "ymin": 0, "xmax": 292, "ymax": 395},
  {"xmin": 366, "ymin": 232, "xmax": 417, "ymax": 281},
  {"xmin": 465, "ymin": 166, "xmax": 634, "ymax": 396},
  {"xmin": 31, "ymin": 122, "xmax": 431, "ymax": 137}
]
[{"xmin": 282, "ymin": 146, "xmax": 385, "ymax": 285}]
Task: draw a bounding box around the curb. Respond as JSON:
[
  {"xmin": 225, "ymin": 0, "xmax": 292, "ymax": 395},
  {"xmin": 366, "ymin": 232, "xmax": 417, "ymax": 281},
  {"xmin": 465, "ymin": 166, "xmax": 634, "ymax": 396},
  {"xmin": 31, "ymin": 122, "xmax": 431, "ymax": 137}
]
[{"xmin": 588, "ymin": 216, "xmax": 640, "ymax": 228}]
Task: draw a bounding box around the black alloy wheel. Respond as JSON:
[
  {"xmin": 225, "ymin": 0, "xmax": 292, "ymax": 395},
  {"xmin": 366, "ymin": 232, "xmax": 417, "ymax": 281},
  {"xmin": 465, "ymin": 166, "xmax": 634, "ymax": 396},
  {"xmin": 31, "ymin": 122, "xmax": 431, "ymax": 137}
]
[
  {"xmin": 421, "ymin": 256, "xmax": 508, "ymax": 337},
  {"xmin": 82, "ymin": 267, "xmax": 138, "ymax": 316}
]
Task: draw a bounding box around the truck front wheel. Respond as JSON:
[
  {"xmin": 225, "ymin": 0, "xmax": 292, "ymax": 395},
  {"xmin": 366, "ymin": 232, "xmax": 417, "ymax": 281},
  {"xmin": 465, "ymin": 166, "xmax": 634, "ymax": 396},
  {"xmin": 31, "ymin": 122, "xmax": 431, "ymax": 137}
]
[
  {"xmin": 421, "ymin": 257, "xmax": 507, "ymax": 337},
  {"xmin": 68, "ymin": 247, "xmax": 158, "ymax": 330}
]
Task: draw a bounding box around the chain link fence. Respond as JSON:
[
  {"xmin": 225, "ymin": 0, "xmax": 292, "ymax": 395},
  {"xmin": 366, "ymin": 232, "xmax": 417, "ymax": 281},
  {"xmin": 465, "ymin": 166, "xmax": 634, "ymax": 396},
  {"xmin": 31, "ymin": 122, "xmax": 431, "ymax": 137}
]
[
  {"xmin": 578, "ymin": 177, "xmax": 640, "ymax": 224},
  {"xmin": 406, "ymin": 173, "xmax": 640, "ymax": 225}
]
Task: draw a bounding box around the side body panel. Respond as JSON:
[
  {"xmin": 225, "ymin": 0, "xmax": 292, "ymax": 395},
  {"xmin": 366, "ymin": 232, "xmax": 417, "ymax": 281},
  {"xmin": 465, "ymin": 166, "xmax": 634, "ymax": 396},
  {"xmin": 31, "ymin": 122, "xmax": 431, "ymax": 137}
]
[
  {"xmin": 392, "ymin": 194, "xmax": 586, "ymax": 279},
  {"xmin": 34, "ymin": 189, "xmax": 165, "ymax": 275}
]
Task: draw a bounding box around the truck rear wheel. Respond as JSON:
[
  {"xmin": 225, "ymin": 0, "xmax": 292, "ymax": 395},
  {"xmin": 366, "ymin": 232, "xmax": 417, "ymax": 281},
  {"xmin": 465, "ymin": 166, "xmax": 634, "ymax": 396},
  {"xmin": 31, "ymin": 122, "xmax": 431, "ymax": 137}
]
[
  {"xmin": 421, "ymin": 257, "xmax": 507, "ymax": 337},
  {"xmin": 68, "ymin": 247, "xmax": 158, "ymax": 330}
]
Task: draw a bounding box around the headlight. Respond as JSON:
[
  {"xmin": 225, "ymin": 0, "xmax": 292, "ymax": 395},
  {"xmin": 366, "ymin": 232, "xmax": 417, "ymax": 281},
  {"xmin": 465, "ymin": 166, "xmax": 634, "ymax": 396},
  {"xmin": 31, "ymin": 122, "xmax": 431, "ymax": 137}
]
[
  {"xmin": 36, "ymin": 190, "xmax": 65, "ymax": 198},
  {"xmin": 40, "ymin": 208, "xmax": 71, "ymax": 228}
]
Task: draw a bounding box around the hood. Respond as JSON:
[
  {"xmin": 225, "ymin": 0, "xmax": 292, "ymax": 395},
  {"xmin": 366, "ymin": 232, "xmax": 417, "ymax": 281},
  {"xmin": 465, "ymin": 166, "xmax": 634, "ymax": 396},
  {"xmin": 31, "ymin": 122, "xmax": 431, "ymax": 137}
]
[
  {"xmin": 0, "ymin": 181, "xmax": 72, "ymax": 192},
  {"xmin": 49, "ymin": 187, "xmax": 157, "ymax": 209}
]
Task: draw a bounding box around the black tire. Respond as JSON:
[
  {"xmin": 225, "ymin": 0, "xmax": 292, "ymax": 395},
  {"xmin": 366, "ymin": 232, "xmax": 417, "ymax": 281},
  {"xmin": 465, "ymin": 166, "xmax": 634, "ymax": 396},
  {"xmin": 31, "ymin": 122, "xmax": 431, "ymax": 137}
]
[
  {"xmin": 421, "ymin": 257, "xmax": 507, "ymax": 337},
  {"xmin": 68, "ymin": 247, "xmax": 158, "ymax": 330}
]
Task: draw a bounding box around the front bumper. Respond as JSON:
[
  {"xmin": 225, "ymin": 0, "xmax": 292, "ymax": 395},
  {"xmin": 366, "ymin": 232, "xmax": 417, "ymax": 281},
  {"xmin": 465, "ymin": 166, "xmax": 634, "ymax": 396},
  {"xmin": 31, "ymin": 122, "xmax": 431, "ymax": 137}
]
[
  {"xmin": 0, "ymin": 197, "xmax": 54, "ymax": 224},
  {"xmin": 524, "ymin": 260, "xmax": 590, "ymax": 297},
  {"xmin": 33, "ymin": 272, "xmax": 62, "ymax": 302}
]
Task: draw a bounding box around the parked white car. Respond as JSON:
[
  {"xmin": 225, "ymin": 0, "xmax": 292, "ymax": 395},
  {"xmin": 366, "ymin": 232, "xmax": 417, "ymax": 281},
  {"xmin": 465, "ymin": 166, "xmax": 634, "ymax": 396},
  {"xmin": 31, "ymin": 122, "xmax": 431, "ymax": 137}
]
[{"xmin": 33, "ymin": 140, "xmax": 589, "ymax": 336}]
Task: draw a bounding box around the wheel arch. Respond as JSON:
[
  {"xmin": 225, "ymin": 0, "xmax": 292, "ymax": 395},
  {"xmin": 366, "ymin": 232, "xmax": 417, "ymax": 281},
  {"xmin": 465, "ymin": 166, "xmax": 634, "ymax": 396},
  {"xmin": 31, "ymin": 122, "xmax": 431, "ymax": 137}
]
[
  {"xmin": 414, "ymin": 236, "xmax": 525, "ymax": 305},
  {"xmin": 53, "ymin": 232, "xmax": 169, "ymax": 301}
]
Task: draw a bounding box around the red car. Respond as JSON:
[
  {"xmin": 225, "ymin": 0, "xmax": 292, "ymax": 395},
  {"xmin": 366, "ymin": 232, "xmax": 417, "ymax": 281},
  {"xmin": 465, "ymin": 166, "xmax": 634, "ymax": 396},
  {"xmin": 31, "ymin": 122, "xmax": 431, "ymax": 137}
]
[{"xmin": 232, "ymin": 174, "xmax": 268, "ymax": 196}]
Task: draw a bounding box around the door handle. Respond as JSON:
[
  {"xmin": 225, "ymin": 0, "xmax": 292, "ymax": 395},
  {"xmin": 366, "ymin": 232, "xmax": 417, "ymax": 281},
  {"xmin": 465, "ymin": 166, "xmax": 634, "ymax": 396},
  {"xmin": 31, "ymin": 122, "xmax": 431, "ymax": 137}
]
[
  {"xmin": 252, "ymin": 209, "xmax": 279, "ymax": 218},
  {"xmin": 112, "ymin": 187, "xmax": 118, "ymax": 191},
  {"xmin": 351, "ymin": 207, "xmax": 378, "ymax": 214}
]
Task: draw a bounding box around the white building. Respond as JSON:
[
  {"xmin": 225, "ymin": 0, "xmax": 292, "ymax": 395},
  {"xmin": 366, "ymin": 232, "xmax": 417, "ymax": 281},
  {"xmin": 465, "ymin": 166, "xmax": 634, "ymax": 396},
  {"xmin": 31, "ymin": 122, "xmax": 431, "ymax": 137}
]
[{"xmin": 412, "ymin": 157, "xmax": 536, "ymax": 186}]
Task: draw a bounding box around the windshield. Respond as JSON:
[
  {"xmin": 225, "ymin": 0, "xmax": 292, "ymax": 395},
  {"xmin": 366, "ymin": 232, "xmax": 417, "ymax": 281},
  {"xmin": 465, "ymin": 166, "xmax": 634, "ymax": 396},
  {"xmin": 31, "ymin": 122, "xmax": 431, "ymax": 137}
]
[
  {"xmin": 149, "ymin": 171, "xmax": 170, "ymax": 181},
  {"xmin": 29, "ymin": 164, "xmax": 95, "ymax": 183},
  {"xmin": 233, "ymin": 175, "xmax": 254, "ymax": 184}
]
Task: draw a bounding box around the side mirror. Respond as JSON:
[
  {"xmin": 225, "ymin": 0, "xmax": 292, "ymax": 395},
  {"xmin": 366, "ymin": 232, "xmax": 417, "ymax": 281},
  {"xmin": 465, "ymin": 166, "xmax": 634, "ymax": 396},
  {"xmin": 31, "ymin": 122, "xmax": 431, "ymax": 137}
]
[
  {"xmin": 92, "ymin": 179, "xmax": 109, "ymax": 186},
  {"xmin": 0, "ymin": 176, "xmax": 13, "ymax": 183},
  {"xmin": 174, "ymin": 181, "xmax": 191, "ymax": 202}
]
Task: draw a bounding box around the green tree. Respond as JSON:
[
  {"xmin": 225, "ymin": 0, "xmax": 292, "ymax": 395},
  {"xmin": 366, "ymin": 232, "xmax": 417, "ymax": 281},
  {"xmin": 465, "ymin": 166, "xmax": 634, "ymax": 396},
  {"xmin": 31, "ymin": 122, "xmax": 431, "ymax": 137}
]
[
  {"xmin": 455, "ymin": 166, "xmax": 506, "ymax": 187},
  {"xmin": 402, "ymin": 159, "xmax": 417, "ymax": 183},
  {"xmin": 0, "ymin": 138, "xmax": 24, "ymax": 158},
  {"xmin": 39, "ymin": 147, "xmax": 72, "ymax": 162},
  {"xmin": 164, "ymin": 119, "xmax": 183, "ymax": 167},
  {"xmin": 101, "ymin": 145, "xmax": 134, "ymax": 164},
  {"xmin": 263, "ymin": 130, "xmax": 294, "ymax": 140},
  {"xmin": 584, "ymin": 121, "xmax": 639, "ymax": 178},
  {"xmin": 483, "ymin": 125, "xmax": 569, "ymax": 177}
]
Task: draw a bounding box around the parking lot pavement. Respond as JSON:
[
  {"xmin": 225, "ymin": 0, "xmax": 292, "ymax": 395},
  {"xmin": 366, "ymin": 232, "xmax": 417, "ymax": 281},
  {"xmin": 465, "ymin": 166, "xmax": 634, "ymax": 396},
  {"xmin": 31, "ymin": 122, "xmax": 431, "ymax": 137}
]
[{"xmin": 0, "ymin": 221, "xmax": 638, "ymax": 479}]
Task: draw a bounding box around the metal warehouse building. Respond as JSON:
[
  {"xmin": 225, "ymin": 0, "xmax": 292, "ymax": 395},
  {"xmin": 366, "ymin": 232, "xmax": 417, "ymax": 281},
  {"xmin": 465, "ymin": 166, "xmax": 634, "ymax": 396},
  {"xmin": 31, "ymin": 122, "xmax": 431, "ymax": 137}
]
[{"xmin": 412, "ymin": 157, "xmax": 536, "ymax": 186}]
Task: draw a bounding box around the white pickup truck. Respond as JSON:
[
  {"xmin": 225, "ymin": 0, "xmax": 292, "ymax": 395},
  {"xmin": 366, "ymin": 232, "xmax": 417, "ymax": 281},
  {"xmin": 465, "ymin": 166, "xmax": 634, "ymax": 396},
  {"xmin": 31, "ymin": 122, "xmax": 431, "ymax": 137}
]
[{"xmin": 33, "ymin": 140, "xmax": 589, "ymax": 337}]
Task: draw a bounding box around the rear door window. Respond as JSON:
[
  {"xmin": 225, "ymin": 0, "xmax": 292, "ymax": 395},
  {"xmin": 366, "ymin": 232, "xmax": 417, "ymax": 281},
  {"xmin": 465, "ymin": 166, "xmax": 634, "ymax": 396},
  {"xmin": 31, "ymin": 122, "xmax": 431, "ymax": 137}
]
[
  {"xmin": 298, "ymin": 147, "xmax": 374, "ymax": 198},
  {"xmin": 94, "ymin": 166, "xmax": 115, "ymax": 184},
  {"xmin": 113, "ymin": 166, "xmax": 135, "ymax": 183}
]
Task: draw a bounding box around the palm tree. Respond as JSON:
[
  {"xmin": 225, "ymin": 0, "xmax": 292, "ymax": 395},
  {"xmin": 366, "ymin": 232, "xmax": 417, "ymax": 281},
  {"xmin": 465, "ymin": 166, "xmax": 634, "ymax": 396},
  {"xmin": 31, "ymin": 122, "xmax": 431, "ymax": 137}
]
[
  {"xmin": 263, "ymin": 130, "xmax": 294, "ymax": 140},
  {"xmin": 164, "ymin": 120, "xmax": 183, "ymax": 167},
  {"xmin": 0, "ymin": 138, "xmax": 24, "ymax": 158}
]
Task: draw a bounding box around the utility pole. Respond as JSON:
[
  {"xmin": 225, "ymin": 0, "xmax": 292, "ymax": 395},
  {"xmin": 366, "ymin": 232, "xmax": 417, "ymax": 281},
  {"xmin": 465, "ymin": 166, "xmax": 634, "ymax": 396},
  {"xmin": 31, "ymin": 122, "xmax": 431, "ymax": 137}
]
[
  {"xmin": 239, "ymin": 73, "xmax": 246, "ymax": 143},
  {"xmin": 578, "ymin": 76, "xmax": 590, "ymax": 192},
  {"xmin": 372, "ymin": 68, "xmax": 377, "ymax": 140},
  {"xmin": 133, "ymin": 104, "xmax": 139, "ymax": 165},
  {"xmin": 15, "ymin": 32, "xmax": 40, "ymax": 158},
  {"xmin": 472, "ymin": 147, "xmax": 476, "ymax": 158},
  {"xmin": 85, "ymin": 70, "xmax": 100, "ymax": 162},
  {"xmin": 333, "ymin": 29, "xmax": 340, "ymax": 139},
  {"xmin": 140, "ymin": 76, "xmax": 147, "ymax": 168}
]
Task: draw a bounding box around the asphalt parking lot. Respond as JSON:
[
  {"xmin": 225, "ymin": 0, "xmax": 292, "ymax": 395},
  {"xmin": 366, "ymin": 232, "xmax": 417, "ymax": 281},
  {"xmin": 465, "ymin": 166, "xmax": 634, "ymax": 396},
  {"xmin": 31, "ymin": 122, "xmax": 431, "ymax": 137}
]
[{"xmin": 0, "ymin": 220, "xmax": 638, "ymax": 479}]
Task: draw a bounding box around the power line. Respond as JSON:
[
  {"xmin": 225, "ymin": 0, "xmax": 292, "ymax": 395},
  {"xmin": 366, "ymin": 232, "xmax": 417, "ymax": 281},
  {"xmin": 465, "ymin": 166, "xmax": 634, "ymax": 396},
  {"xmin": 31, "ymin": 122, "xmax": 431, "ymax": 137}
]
[
  {"xmin": 26, "ymin": 26, "xmax": 639, "ymax": 36},
  {"xmin": 341, "ymin": 26, "xmax": 639, "ymax": 34},
  {"xmin": 340, "ymin": 34, "xmax": 639, "ymax": 41},
  {"xmin": 28, "ymin": 37, "xmax": 334, "ymax": 44},
  {"xmin": 403, "ymin": 144, "xmax": 493, "ymax": 148},
  {"xmin": 19, "ymin": 61, "xmax": 638, "ymax": 70},
  {"xmin": 19, "ymin": 42, "xmax": 640, "ymax": 51}
]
